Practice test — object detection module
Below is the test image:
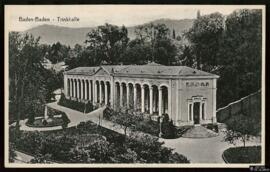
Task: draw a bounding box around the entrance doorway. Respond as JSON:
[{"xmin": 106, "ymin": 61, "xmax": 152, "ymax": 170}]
[{"xmin": 193, "ymin": 102, "xmax": 200, "ymax": 124}]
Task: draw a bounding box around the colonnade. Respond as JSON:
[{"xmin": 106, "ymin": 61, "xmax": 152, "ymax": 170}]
[
  {"xmin": 65, "ymin": 77, "xmax": 170, "ymax": 116},
  {"xmin": 114, "ymin": 82, "xmax": 169, "ymax": 116},
  {"xmin": 66, "ymin": 78, "xmax": 112, "ymax": 106}
]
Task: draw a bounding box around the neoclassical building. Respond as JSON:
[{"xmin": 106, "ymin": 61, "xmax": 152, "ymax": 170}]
[{"xmin": 63, "ymin": 62, "xmax": 219, "ymax": 126}]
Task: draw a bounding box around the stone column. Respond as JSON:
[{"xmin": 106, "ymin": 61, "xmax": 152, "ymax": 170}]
[
  {"xmin": 158, "ymin": 87, "xmax": 162, "ymax": 116},
  {"xmin": 126, "ymin": 84, "xmax": 130, "ymax": 108},
  {"xmin": 133, "ymin": 85, "xmax": 137, "ymax": 110},
  {"xmin": 110, "ymin": 81, "xmax": 113, "ymax": 107},
  {"xmin": 76, "ymin": 79, "xmax": 80, "ymax": 99},
  {"xmin": 105, "ymin": 83, "xmax": 108, "ymax": 105},
  {"xmin": 141, "ymin": 85, "xmax": 145, "ymax": 113},
  {"xmin": 99, "ymin": 81, "xmax": 102, "ymax": 103},
  {"xmin": 64, "ymin": 75, "xmax": 68, "ymax": 96},
  {"xmin": 70, "ymin": 80, "xmax": 73, "ymax": 97},
  {"xmin": 84, "ymin": 80, "xmax": 87, "ymax": 100},
  {"xmin": 212, "ymin": 79, "xmax": 217, "ymax": 123},
  {"xmin": 200, "ymin": 102, "xmax": 203, "ymax": 122},
  {"xmin": 89, "ymin": 80, "xmax": 92, "ymax": 101},
  {"xmin": 44, "ymin": 106, "xmax": 48, "ymax": 119},
  {"xmin": 191, "ymin": 103, "xmax": 194, "ymax": 122},
  {"xmin": 94, "ymin": 80, "xmax": 97, "ymax": 103},
  {"xmin": 120, "ymin": 83, "xmax": 123, "ymax": 107},
  {"xmin": 168, "ymin": 84, "xmax": 172, "ymax": 117},
  {"xmin": 150, "ymin": 86, "xmax": 153, "ymax": 114},
  {"xmin": 73, "ymin": 79, "xmax": 76, "ymax": 98},
  {"xmin": 80, "ymin": 80, "xmax": 83, "ymax": 99}
]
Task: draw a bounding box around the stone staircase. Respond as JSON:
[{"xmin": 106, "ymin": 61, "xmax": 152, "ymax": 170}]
[{"xmin": 182, "ymin": 125, "xmax": 219, "ymax": 138}]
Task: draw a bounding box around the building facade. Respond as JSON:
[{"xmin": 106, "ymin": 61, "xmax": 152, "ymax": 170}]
[{"xmin": 63, "ymin": 62, "xmax": 219, "ymax": 126}]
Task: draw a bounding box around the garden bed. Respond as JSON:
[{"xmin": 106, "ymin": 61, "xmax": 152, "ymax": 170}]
[
  {"xmin": 26, "ymin": 107, "xmax": 70, "ymax": 128},
  {"xmin": 223, "ymin": 146, "xmax": 261, "ymax": 163},
  {"xmin": 9, "ymin": 121, "xmax": 190, "ymax": 163},
  {"xmin": 103, "ymin": 107, "xmax": 188, "ymax": 139},
  {"xmin": 25, "ymin": 117, "xmax": 66, "ymax": 128}
]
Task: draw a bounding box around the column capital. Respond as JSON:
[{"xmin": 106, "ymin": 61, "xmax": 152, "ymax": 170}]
[{"xmin": 149, "ymin": 86, "xmax": 153, "ymax": 90}]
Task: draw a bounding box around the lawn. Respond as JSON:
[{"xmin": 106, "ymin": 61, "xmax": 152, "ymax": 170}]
[
  {"xmin": 223, "ymin": 146, "xmax": 261, "ymax": 163},
  {"xmin": 9, "ymin": 121, "xmax": 190, "ymax": 163}
]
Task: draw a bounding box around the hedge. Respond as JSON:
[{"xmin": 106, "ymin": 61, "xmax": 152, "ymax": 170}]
[
  {"xmin": 58, "ymin": 93, "xmax": 97, "ymax": 113},
  {"xmin": 223, "ymin": 146, "xmax": 261, "ymax": 163}
]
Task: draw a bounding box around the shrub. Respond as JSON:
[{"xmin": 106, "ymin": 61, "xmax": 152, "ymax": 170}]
[
  {"xmin": 224, "ymin": 114, "xmax": 261, "ymax": 147},
  {"xmin": 61, "ymin": 113, "xmax": 70, "ymax": 129},
  {"xmin": 27, "ymin": 109, "xmax": 36, "ymax": 125},
  {"xmin": 58, "ymin": 93, "xmax": 96, "ymax": 113},
  {"xmin": 9, "ymin": 121, "xmax": 190, "ymax": 163},
  {"xmin": 9, "ymin": 142, "xmax": 16, "ymax": 162},
  {"xmin": 126, "ymin": 132, "xmax": 190, "ymax": 163},
  {"xmin": 103, "ymin": 107, "xmax": 115, "ymax": 120},
  {"xmin": 176, "ymin": 126, "xmax": 193, "ymax": 137},
  {"xmin": 168, "ymin": 152, "xmax": 190, "ymax": 163},
  {"xmin": 135, "ymin": 119, "xmax": 159, "ymax": 136},
  {"xmin": 30, "ymin": 153, "xmax": 53, "ymax": 164},
  {"xmin": 161, "ymin": 114, "xmax": 177, "ymax": 139},
  {"xmin": 42, "ymin": 119, "xmax": 48, "ymax": 126},
  {"xmin": 202, "ymin": 123, "xmax": 219, "ymax": 133}
]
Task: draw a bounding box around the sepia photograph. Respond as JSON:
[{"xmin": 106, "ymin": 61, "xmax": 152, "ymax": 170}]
[{"xmin": 4, "ymin": 4, "xmax": 266, "ymax": 168}]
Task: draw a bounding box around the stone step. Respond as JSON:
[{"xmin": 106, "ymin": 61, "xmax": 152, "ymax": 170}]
[{"xmin": 182, "ymin": 125, "xmax": 219, "ymax": 138}]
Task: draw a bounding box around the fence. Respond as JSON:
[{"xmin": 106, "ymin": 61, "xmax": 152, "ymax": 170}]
[{"xmin": 216, "ymin": 90, "xmax": 261, "ymax": 123}]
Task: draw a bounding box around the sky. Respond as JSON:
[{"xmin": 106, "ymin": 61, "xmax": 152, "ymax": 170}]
[{"xmin": 5, "ymin": 5, "xmax": 264, "ymax": 31}]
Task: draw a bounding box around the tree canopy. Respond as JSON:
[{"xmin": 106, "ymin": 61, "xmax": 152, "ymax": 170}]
[
  {"xmin": 185, "ymin": 9, "xmax": 262, "ymax": 107},
  {"xmin": 9, "ymin": 32, "xmax": 64, "ymax": 127}
]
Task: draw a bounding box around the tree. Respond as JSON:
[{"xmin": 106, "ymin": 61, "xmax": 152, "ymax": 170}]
[
  {"xmin": 179, "ymin": 45, "xmax": 195, "ymax": 67},
  {"xmin": 121, "ymin": 39, "xmax": 152, "ymax": 64},
  {"xmin": 216, "ymin": 9, "xmax": 262, "ymax": 107},
  {"xmin": 126, "ymin": 132, "xmax": 190, "ymax": 163},
  {"xmin": 9, "ymin": 32, "xmax": 45, "ymax": 130},
  {"xmin": 134, "ymin": 23, "xmax": 178, "ymax": 65},
  {"xmin": 185, "ymin": 12, "xmax": 224, "ymax": 70},
  {"xmin": 172, "ymin": 29, "xmax": 176, "ymax": 39},
  {"xmin": 9, "ymin": 142, "xmax": 16, "ymax": 162},
  {"xmin": 185, "ymin": 9, "xmax": 262, "ymax": 107},
  {"xmin": 85, "ymin": 23, "xmax": 129, "ymax": 65},
  {"xmin": 224, "ymin": 114, "xmax": 260, "ymax": 147},
  {"xmin": 111, "ymin": 111, "xmax": 142, "ymax": 140},
  {"xmin": 48, "ymin": 42, "xmax": 70, "ymax": 64}
]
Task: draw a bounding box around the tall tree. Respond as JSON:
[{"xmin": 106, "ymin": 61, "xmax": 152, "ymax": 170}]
[
  {"xmin": 185, "ymin": 12, "xmax": 224, "ymax": 71},
  {"xmin": 172, "ymin": 29, "xmax": 176, "ymax": 39},
  {"xmin": 216, "ymin": 9, "xmax": 262, "ymax": 106},
  {"xmin": 9, "ymin": 32, "xmax": 45, "ymax": 129},
  {"xmin": 85, "ymin": 23, "xmax": 129, "ymax": 65},
  {"xmin": 134, "ymin": 23, "xmax": 177, "ymax": 65},
  {"xmin": 48, "ymin": 42, "xmax": 70, "ymax": 64}
]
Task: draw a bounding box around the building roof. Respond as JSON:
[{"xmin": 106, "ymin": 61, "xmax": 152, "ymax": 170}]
[{"xmin": 65, "ymin": 63, "xmax": 219, "ymax": 78}]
